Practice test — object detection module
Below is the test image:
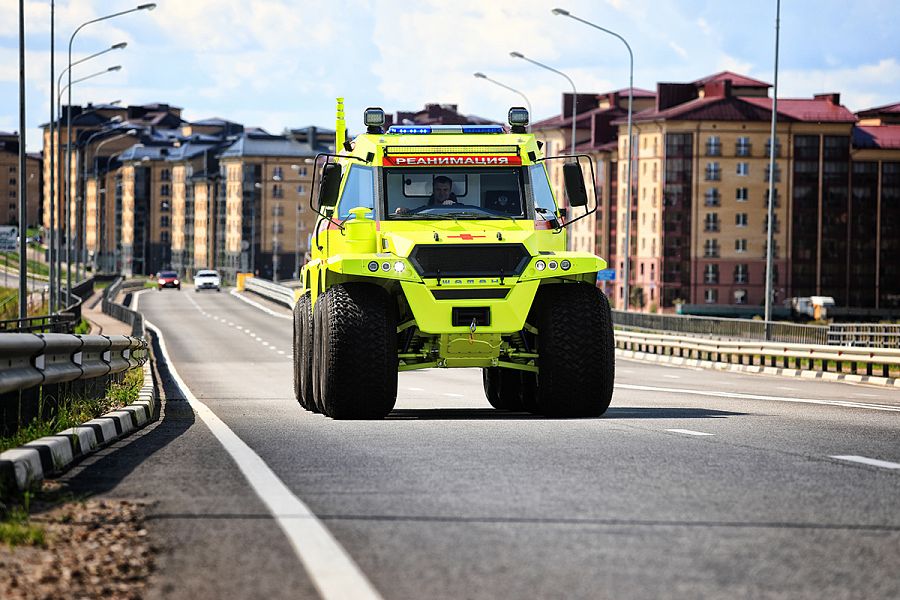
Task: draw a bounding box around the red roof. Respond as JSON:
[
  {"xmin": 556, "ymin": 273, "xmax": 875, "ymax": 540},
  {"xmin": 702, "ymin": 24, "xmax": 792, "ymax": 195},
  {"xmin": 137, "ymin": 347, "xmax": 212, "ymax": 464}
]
[
  {"xmin": 693, "ymin": 71, "xmax": 771, "ymax": 88},
  {"xmin": 742, "ymin": 97, "xmax": 857, "ymax": 123},
  {"xmin": 853, "ymin": 125, "xmax": 900, "ymax": 149},
  {"xmin": 857, "ymin": 102, "xmax": 900, "ymax": 118},
  {"xmin": 599, "ymin": 86, "xmax": 656, "ymax": 99}
]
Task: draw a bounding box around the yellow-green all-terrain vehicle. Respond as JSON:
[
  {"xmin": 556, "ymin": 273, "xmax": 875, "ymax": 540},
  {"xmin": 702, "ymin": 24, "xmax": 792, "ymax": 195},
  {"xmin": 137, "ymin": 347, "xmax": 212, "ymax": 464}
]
[{"xmin": 293, "ymin": 100, "xmax": 614, "ymax": 419}]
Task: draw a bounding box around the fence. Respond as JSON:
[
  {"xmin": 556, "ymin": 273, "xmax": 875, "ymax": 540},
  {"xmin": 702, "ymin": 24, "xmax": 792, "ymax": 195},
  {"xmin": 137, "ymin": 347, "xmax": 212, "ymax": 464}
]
[{"xmin": 0, "ymin": 277, "xmax": 95, "ymax": 334}]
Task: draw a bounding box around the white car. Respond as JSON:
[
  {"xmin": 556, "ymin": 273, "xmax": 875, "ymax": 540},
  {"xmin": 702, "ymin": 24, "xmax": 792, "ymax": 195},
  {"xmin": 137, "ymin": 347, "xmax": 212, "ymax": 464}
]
[{"xmin": 194, "ymin": 269, "xmax": 221, "ymax": 292}]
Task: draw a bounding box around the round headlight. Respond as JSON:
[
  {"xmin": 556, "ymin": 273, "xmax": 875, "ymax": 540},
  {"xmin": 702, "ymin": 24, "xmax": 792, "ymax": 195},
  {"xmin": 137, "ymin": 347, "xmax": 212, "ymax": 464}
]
[
  {"xmin": 393, "ymin": 261, "xmax": 405, "ymax": 273},
  {"xmin": 560, "ymin": 259, "xmax": 571, "ymax": 271},
  {"xmin": 381, "ymin": 262, "xmax": 391, "ymax": 272},
  {"xmin": 548, "ymin": 261, "xmax": 558, "ymax": 270},
  {"xmin": 367, "ymin": 261, "xmax": 379, "ymax": 272},
  {"xmin": 535, "ymin": 260, "xmax": 546, "ymax": 272}
]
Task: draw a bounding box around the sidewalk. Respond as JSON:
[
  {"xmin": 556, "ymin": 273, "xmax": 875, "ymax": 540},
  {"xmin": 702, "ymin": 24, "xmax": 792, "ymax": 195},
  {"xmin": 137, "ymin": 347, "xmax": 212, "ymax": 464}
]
[{"xmin": 82, "ymin": 289, "xmax": 131, "ymax": 336}]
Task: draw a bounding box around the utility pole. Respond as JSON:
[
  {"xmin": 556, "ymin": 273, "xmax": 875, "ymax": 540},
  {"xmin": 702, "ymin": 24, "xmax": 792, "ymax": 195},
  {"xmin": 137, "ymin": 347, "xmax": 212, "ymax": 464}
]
[{"xmin": 17, "ymin": 0, "xmax": 28, "ymax": 319}]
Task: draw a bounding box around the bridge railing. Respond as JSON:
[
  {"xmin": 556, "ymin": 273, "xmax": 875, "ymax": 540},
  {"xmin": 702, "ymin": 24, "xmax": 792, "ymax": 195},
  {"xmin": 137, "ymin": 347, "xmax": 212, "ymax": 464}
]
[
  {"xmin": 101, "ymin": 277, "xmax": 146, "ymax": 338},
  {"xmin": 244, "ymin": 277, "xmax": 296, "ymax": 308}
]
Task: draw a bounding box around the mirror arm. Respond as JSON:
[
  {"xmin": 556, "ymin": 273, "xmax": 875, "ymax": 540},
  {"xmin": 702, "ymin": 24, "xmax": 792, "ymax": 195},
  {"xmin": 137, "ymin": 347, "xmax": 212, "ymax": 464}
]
[
  {"xmin": 560, "ymin": 155, "xmax": 599, "ymax": 230},
  {"xmin": 308, "ymin": 151, "xmax": 369, "ymax": 233}
]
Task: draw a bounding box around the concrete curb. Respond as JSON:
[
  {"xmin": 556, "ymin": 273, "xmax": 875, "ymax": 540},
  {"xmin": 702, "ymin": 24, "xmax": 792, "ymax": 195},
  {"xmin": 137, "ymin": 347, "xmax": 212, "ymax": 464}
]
[
  {"xmin": 0, "ymin": 359, "xmax": 158, "ymax": 493},
  {"xmin": 616, "ymin": 348, "xmax": 900, "ymax": 388}
]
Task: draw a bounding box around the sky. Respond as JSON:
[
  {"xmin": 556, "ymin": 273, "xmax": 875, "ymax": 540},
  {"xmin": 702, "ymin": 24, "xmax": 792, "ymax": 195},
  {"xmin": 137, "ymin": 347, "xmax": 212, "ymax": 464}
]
[{"xmin": 1, "ymin": 0, "xmax": 899, "ymax": 152}]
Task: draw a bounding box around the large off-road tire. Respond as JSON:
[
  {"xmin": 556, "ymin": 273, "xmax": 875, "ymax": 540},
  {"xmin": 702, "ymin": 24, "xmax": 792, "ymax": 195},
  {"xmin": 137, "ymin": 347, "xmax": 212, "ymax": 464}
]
[
  {"xmin": 482, "ymin": 367, "xmax": 526, "ymax": 411},
  {"xmin": 313, "ymin": 283, "xmax": 398, "ymax": 419},
  {"xmin": 293, "ymin": 293, "xmax": 317, "ymax": 411},
  {"xmin": 530, "ymin": 283, "xmax": 615, "ymax": 417}
]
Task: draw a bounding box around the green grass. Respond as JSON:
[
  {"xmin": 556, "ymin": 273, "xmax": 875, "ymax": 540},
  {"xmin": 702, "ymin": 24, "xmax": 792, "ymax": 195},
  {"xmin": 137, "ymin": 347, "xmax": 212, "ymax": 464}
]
[
  {"xmin": 0, "ymin": 505, "xmax": 45, "ymax": 547},
  {"xmin": 0, "ymin": 368, "xmax": 144, "ymax": 454},
  {"xmin": 73, "ymin": 318, "xmax": 90, "ymax": 334},
  {"xmin": 0, "ymin": 250, "xmax": 50, "ymax": 277}
]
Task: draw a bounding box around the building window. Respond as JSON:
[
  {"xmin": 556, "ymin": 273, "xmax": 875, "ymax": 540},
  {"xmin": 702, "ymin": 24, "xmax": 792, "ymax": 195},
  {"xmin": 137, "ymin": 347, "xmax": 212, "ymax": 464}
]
[
  {"xmin": 704, "ymin": 213, "xmax": 719, "ymax": 232},
  {"xmin": 272, "ymin": 205, "xmax": 284, "ymax": 216},
  {"xmin": 734, "ymin": 264, "xmax": 748, "ymax": 284},
  {"xmin": 735, "ymin": 213, "xmax": 748, "ymax": 227},
  {"xmin": 297, "ymin": 184, "xmax": 305, "ymax": 195},
  {"xmin": 704, "ymin": 238, "xmax": 719, "ymax": 257},
  {"xmin": 735, "ymin": 238, "xmax": 747, "ymax": 253},
  {"xmin": 161, "ymin": 215, "xmax": 170, "ymax": 227},
  {"xmin": 273, "ymin": 222, "xmax": 284, "ymax": 234},
  {"xmin": 8, "ymin": 165, "xmax": 16, "ymax": 174},
  {"xmin": 160, "ymin": 169, "xmax": 171, "ymax": 181},
  {"xmin": 705, "ymin": 288, "xmax": 718, "ymax": 304},
  {"xmin": 766, "ymin": 136, "xmax": 781, "ymax": 158},
  {"xmin": 765, "ymin": 164, "xmax": 781, "ymax": 182},
  {"xmin": 706, "ymin": 136, "xmax": 721, "ymax": 157},
  {"xmin": 160, "ymin": 184, "xmax": 170, "ymax": 197},
  {"xmin": 296, "ymin": 166, "xmax": 308, "ymax": 177},
  {"xmin": 736, "ymin": 137, "xmax": 752, "ymax": 157},
  {"xmin": 272, "ymin": 184, "xmax": 283, "ymax": 198},
  {"xmin": 704, "ymin": 263, "xmax": 719, "ymax": 284},
  {"xmin": 273, "ymin": 166, "xmax": 284, "ymax": 180},
  {"xmin": 763, "ymin": 214, "xmax": 780, "ymax": 234},
  {"xmin": 764, "ymin": 240, "xmax": 780, "ymax": 259},
  {"xmin": 736, "ymin": 162, "xmax": 749, "ymax": 176},
  {"xmin": 160, "ymin": 201, "xmax": 170, "ymax": 212},
  {"xmin": 736, "ymin": 187, "xmax": 748, "ymax": 202},
  {"xmin": 705, "ymin": 162, "xmax": 721, "ymax": 181},
  {"xmin": 8, "ymin": 190, "xmax": 15, "ymax": 199},
  {"xmin": 734, "ymin": 289, "xmax": 747, "ymax": 305},
  {"xmin": 9, "ymin": 178, "xmax": 16, "ymax": 186},
  {"xmin": 765, "ymin": 189, "xmax": 780, "ymax": 208},
  {"xmin": 704, "ymin": 188, "xmax": 720, "ymax": 206},
  {"xmin": 161, "ymin": 230, "xmax": 170, "ymax": 243}
]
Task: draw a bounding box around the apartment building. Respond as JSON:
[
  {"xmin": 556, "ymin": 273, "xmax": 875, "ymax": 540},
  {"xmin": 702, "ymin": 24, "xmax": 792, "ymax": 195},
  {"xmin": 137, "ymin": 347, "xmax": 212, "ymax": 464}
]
[
  {"xmin": 0, "ymin": 132, "xmax": 42, "ymax": 228},
  {"xmin": 219, "ymin": 129, "xmax": 333, "ymax": 282}
]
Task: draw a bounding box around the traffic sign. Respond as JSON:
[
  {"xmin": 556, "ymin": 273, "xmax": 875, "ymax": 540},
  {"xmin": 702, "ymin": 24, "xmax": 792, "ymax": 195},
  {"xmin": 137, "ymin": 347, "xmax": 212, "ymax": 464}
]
[{"xmin": 596, "ymin": 268, "xmax": 616, "ymax": 282}]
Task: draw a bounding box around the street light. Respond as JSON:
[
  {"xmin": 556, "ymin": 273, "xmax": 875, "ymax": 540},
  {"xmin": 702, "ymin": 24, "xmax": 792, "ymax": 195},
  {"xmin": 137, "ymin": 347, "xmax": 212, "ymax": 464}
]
[
  {"xmin": 57, "ymin": 65, "xmax": 122, "ymax": 303},
  {"xmin": 553, "ymin": 7, "xmax": 635, "ymax": 311},
  {"xmin": 764, "ymin": 0, "xmax": 781, "ymax": 332},
  {"xmin": 65, "ymin": 3, "xmax": 154, "ymax": 297},
  {"xmin": 510, "ymin": 51, "xmax": 577, "ymax": 157},
  {"xmin": 473, "ymin": 72, "xmax": 533, "ymax": 132}
]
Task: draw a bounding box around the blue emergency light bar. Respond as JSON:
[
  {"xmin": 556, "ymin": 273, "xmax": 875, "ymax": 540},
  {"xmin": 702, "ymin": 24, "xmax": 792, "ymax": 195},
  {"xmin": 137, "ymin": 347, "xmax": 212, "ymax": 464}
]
[{"xmin": 386, "ymin": 125, "xmax": 505, "ymax": 135}]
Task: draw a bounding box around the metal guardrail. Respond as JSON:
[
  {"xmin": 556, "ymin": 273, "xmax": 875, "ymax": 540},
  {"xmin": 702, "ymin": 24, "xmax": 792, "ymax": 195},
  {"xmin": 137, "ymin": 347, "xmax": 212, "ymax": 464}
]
[
  {"xmin": 0, "ymin": 333, "xmax": 147, "ymax": 395},
  {"xmin": 244, "ymin": 277, "xmax": 296, "ymax": 308},
  {"xmin": 826, "ymin": 324, "xmax": 900, "ymax": 349},
  {"xmin": 615, "ymin": 329, "xmax": 900, "ymax": 379},
  {"xmin": 101, "ymin": 277, "xmax": 146, "ymax": 338},
  {"xmin": 612, "ymin": 310, "xmax": 828, "ymax": 345}
]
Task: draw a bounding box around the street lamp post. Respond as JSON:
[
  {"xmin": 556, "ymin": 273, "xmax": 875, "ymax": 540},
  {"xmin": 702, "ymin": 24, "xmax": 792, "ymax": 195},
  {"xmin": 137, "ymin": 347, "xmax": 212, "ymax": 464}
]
[
  {"xmin": 473, "ymin": 73, "xmax": 533, "ymax": 131},
  {"xmin": 49, "ymin": 0, "xmax": 56, "ymax": 314},
  {"xmin": 764, "ymin": 0, "xmax": 781, "ymax": 335},
  {"xmin": 65, "ymin": 3, "xmax": 154, "ymax": 299},
  {"xmin": 58, "ymin": 65, "xmax": 121, "ymax": 303},
  {"xmin": 553, "ymin": 8, "xmax": 635, "ymax": 311},
  {"xmin": 509, "ymin": 52, "xmax": 577, "ymax": 157},
  {"xmin": 17, "ymin": 0, "xmax": 26, "ymax": 319}
]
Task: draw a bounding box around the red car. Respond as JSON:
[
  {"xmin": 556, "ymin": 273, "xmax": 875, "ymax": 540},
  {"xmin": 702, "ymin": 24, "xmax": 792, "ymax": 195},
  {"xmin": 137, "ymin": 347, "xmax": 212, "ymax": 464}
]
[{"xmin": 157, "ymin": 270, "xmax": 181, "ymax": 290}]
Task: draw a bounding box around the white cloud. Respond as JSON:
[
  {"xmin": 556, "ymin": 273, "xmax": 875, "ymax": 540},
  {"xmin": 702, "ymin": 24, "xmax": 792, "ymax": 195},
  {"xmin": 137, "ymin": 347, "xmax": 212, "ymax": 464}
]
[
  {"xmin": 668, "ymin": 41, "xmax": 688, "ymax": 60},
  {"xmin": 779, "ymin": 58, "xmax": 900, "ymax": 111}
]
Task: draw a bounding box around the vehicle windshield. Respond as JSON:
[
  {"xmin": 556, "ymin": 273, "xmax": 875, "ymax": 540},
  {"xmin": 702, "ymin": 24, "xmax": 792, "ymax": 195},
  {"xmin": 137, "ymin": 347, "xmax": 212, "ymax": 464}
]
[
  {"xmin": 196, "ymin": 270, "xmax": 218, "ymax": 277},
  {"xmin": 384, "ymin": 167, "xmax": 528, "ymax": 220},
  {"xmin": 159, "ymin": 271, "xmax": 177, "ymax": 278}
]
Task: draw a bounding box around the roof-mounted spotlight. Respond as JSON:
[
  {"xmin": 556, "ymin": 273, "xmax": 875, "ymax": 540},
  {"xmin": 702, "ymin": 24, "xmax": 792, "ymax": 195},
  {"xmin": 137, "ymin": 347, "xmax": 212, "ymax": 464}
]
[
  {"xmin": 364, "ymin": 107, "xmax": 386, "ymax": 134},
  {"xmin": 508, "ymin": 106, "xmax": 529, "ymax": 134}
]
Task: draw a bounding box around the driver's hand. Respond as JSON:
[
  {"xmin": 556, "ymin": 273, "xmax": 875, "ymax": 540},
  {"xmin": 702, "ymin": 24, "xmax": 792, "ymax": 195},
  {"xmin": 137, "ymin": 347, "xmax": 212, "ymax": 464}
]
[
  {"xmin": 442, "ymin": 200, "xmax": 456, "ymax": 205},
  {"xmin": 395, "ymin": 207, "xmax": 409, "ymax": 214}
]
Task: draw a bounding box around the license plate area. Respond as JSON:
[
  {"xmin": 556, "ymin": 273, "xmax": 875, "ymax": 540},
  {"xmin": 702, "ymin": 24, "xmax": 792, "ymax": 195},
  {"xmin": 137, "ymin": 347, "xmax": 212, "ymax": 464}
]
[{"xmin": 451, "ymin": 307, "xmax": 491, "ymax": 327}]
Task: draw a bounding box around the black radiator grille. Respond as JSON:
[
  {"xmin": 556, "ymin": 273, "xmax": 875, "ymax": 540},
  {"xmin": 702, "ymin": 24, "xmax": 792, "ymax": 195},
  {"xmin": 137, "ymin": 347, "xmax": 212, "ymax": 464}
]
[{"xmin": 409, "ymin": 244, "xmax": 530, "ymax": 278}]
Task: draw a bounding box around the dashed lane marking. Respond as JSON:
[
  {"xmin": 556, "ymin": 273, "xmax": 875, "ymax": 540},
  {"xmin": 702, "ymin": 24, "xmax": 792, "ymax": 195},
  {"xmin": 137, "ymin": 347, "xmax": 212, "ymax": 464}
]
[
  {"xmin": 830, "ymin": 455, "xmax": 900, "ymax": 470},
  {"xmin": 443, "ymin": 393, "xmax": 464, "ymax": 398},
  {"xmin": 616, "ymin": 383, "xmax": 900, "ymax": 413},
  {"xmin": 408, "ymin": 387, "xmax": 425, "ymax": 391},
  {"xmin": 666, "ymin": 428, "xmax": 714, "ymax": 436},
  {"xmin": 146, "ymin": 321, "xmax": 383, "ymax": 600}
]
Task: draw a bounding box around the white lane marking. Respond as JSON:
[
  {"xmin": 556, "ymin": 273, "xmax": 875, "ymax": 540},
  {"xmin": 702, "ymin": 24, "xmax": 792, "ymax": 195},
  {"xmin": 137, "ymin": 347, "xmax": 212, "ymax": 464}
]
[
  {"xmin": 236, "ymin": 326, "xmax": 243, "ymax": 331},
  {"xmin": 663, "ymin": 375, "xmax": 681, "ymax": 379},
  {"xmin": 261, "ymin": 341, "xmax": 270, "ymax": 346},
  {"xmin": 777, "ymin": 386, "xmax": 799, "ymax": 391},
  {"xmin": 230, "ymin": 288, "xmax": 292, "ymax": 320},
  {"xmin": 830, "ymin": 455, "xmax": 900, "ymax": 470},
  {"xmin": 616, "ymin": 383, "xmax": 900, "ymax": 413},
  {"xmin": 666, "ymin": 428, "xmax": 714, "ymax": 436},
  {"xmin": 278, "ymin": 350, "xmax": 286, "ymax": 355},
  {"xmin": 407, "ymin": 387, "xmax": 425, "ymax": 392},
  {"xmin": 146, "ymin": 321, "xmax": 383, "ymax": 600},
  {"xmin": 228, "ymin": 322, "xmax": 234, "ymax": 326},
  {"xmin": 853, "ymin": 393, "xmax": 880, "ymax": 398},
  {"xmin": 443, "ymin": 393, "xmax": 464, "ymax": 398}
]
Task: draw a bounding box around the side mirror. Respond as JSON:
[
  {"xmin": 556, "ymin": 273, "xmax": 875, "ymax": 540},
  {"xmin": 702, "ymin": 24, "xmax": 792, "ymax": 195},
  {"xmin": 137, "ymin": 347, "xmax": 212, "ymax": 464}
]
[
  {"xmin": 317, "ymin": 162, "xmax": 342, "ymax": 209},
  {"xmin": 563, "ymin": 161, "xmax": 588, "ymax": 207}
]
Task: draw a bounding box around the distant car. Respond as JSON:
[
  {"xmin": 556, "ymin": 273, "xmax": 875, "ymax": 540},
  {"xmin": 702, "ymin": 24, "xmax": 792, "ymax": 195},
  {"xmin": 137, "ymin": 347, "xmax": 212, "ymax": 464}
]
[
  {"xmin": 157, "ymin": 270, "xmax": 181, "ymax": 291},
  {"xmin": 194, "ymin": 269, "xmax": 221, "ymax": 292}
]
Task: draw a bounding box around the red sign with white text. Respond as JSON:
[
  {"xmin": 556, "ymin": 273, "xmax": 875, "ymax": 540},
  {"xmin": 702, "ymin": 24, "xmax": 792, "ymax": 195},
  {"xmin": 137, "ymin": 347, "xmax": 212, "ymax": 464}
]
[{"xmin": 383, "ymin": 155, "xmax": 522, "ymax": 167}]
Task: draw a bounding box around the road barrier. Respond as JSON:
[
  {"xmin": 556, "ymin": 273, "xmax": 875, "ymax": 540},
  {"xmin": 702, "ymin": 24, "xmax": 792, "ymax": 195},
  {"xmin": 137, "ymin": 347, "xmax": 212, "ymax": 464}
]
[
  {"xmin": 101, "ymin": 277, "xmax": 146, "ymax": 337},
  {"xmin": 244, "ymin": 277, "xmax": 296, "ymax": 308},
  {"xmin": 615, "ymin": 329, "xmax": 900, "ymax": 380},
  {"xmin": 0, "ymin": 333, "xmax": 147, "ymax": 395},
  {"xmin": 0, "ymin": 277, "xmax": 95, "ymax": 334}
]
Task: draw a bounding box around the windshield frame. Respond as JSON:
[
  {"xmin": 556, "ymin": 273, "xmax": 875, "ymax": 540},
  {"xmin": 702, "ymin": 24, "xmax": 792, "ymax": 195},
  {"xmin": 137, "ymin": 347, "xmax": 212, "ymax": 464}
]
[{"xmin": 381, "ymin": 166, "xmax": 532, "ymax": 221}]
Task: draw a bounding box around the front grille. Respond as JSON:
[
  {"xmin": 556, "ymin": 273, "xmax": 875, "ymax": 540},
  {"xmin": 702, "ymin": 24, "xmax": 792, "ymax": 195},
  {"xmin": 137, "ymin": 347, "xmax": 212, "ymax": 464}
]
[
  {"xmin": 431, "ymin": 288, "xmax": 510, "ymax": 300},
  {"xmin": 410, "ymin": 244, "xmax": 530, "ymax": 278}
]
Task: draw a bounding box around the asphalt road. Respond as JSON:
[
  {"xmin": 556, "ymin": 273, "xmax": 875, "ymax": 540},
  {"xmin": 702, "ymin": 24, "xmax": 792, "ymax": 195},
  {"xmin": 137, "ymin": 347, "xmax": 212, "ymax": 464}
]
[{"xmin": 62, "ymin": 287, "xmax": 900, "ymax": 600}]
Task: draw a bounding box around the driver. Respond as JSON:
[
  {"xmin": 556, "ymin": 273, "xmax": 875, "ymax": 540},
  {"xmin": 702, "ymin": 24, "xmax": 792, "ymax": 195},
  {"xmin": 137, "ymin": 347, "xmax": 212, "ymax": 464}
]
[{"xmin": 395, "ymin": 175, "xmax": 461, "ymax": 214}]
